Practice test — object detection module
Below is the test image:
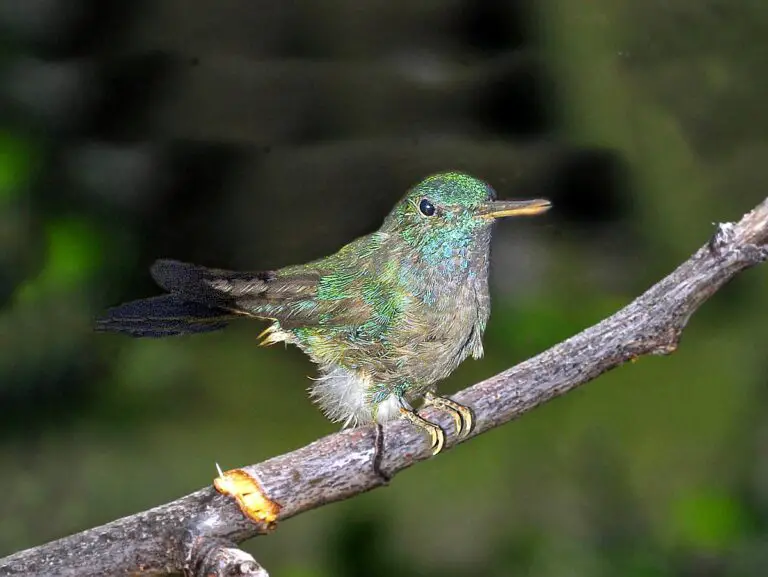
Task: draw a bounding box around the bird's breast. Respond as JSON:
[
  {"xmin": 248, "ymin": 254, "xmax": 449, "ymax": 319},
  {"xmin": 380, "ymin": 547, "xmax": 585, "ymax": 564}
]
[{"xmin": 391, "ymin": 272, "xmax": 488, "ymax": 386}]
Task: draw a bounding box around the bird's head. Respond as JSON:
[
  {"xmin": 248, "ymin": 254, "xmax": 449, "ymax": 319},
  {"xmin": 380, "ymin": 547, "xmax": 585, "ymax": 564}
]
[{"xmin": 382, "ymin": 172, "xmax": 550, "ymax": 266}]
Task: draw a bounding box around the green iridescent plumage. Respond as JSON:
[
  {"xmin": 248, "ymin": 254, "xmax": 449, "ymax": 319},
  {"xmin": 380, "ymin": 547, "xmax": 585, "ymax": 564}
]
[{"xmin": 96, "ymin": 172, "xmax": 551, "ymax": 453}]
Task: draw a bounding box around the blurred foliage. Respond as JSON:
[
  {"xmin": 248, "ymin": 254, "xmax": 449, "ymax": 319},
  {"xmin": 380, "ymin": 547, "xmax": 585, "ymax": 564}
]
[
  {"xmin": 2, "ymin": 1, "xmax": 768, "ymax": 576},
  {"xmin": 0, "ymin": 132, "xmax": 33, "ymax": 202}
]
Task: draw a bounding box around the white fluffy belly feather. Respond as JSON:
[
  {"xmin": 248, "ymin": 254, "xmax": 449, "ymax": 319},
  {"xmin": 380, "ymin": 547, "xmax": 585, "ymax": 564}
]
[{"xmin": 308, "ymin": 366, "xmax": 406, "ymax": 428}]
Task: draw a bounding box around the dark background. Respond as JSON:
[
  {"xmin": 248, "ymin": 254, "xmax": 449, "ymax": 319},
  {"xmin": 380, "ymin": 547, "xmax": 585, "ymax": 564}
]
[{"xmin": 2, "ymin": 1, "xmax": 768, "ymax": 575}]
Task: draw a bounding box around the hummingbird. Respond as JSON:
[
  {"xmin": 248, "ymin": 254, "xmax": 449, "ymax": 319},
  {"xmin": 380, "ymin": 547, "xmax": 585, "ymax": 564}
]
[{"xmin": 96, "ymin": 172, "xmax": 550, "ymax": 454}]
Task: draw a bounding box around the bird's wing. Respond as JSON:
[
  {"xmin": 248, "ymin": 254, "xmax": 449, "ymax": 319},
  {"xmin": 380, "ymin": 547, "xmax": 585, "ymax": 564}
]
[{"xmin": 150, "ymin": 259, "xmax": 372, "ymax": 330}]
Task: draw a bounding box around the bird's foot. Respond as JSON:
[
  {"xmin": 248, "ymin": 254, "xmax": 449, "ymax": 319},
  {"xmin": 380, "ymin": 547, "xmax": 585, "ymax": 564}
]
[
  {"xmin": 423, "ymin": 391, "xmax": 474, "ymax": 438},
  {"xmin": 399, "ymin": 408, "xmax": 445, "ymax": 455}
]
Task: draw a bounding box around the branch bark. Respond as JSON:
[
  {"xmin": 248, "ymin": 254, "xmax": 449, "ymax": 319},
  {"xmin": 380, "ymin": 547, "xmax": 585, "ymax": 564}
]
[{"xmin": 3, "ymin": 198, "xmax": 768, "ymax": 577}]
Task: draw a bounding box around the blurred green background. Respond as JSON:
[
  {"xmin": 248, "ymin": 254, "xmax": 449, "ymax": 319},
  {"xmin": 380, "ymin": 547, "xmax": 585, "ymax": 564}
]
[{"xmin": 2, "ymin": 1, "xmax": 768, "ymax": 575}]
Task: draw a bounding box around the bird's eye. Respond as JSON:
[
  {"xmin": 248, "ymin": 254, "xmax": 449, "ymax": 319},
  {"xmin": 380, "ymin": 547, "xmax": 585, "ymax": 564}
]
[{"xmin": 418, "ymin": 198, "xmax": 436, "ymax": 217}]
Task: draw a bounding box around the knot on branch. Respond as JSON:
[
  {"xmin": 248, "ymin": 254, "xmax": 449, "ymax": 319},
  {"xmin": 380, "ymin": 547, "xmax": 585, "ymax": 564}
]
[
  {"xmin": 183, "ymin": 534, "xmax": 267, "ymax": 577},
  {"xmin": 709, "ymin": 221, "xmax": 768, "ymax": 265}
]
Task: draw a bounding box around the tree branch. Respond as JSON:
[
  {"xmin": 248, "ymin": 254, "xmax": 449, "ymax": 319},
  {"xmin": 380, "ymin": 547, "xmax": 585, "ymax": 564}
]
[{"xmin": 3, "ymin": 198, "xmax": 768, "ymax": 577}]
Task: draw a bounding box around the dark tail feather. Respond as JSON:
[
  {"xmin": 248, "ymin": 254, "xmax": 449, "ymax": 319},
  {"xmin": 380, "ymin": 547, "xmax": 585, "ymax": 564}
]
[
  {"xmin": 152, "ymin": 259, "xmax": 243, "ymax": 306},
  {"xmin": 95, "ymin": 294, "xmax": 233, "ymax": 337}
]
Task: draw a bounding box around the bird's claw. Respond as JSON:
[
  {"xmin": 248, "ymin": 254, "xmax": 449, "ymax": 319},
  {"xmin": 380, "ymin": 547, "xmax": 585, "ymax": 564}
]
[
  {"xmin": 399, "ymin": 394, "xmax": 474, "ymax": 455},
  {"xmin": 372, "ymin": 423, "xmax": 391, "ymax": 483},
  {"xmin": 424, "ymin": 392, "xmax": 474, "ymax": 438},
  {"xmin": 399, "ymin": 408, "xmax": 445, "ymax": 455}
]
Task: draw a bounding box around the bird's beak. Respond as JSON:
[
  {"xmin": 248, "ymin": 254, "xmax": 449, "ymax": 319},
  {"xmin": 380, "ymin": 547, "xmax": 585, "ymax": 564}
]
[{"xmin": 479, "ymin": 198, "xmax": 552, "ymax": 219}]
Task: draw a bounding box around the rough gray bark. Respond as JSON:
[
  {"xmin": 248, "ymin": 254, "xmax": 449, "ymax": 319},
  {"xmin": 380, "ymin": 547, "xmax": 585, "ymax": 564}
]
[{"xmin": 2, "ymin": 198, "xmax": 767, "ymax": 577}]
